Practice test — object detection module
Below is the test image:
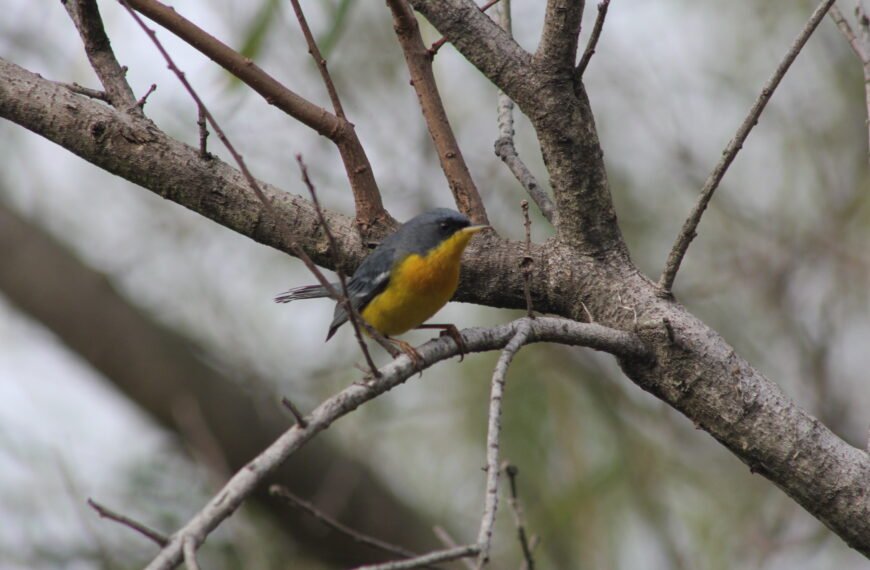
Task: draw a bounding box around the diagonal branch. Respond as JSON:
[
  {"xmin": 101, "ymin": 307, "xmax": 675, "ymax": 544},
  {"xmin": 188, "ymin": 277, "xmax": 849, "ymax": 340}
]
[
  {"xmin": 123, "ymin": 0, "xmax": 387, "ymax": 225},
  {"xmin": 494, "ymin": 0, "xmax": 556, "ymax": 224},
  {"xmin": 288, "ymin": 0, "xmax": 346, "ymax": 119},
  {"xmin": 270, "ymin": 486, "xmax": 419, "ymax": 561},
  {"xmin": 536, "ymin": 0, "xmax": 586, "ymax": 72},
  {"xmin": 87, "ymin": 498, "xmax": 169, "ymax": 547},
  {"xmin": 62, "ymin": 0, "xmax": 141, "ymax": 114},
  {"xmin": 141, "ymin": 317, "xmax": 648, "ymax": 569},
  {"xmin": 829, "ymin": 3, "xmax": 870, "ymax": 164},
  {"xmin": 575, "ymin": 0, "xmax": 611, "ymax": 77},
  {"xmin": 355, "ymin": 545, "xmax": 480, "ymax": 570},
  {"xmin": 657, "ymin": 0, "xmax": 838, "ymax": 295},
  {"xmin": 386, "ymin": 0, "xmax": 489, "ymax": 225}
]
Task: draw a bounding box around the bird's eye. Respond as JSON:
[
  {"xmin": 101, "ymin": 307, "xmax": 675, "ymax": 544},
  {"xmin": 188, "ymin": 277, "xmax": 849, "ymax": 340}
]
[{"xmin": 440, "ymin": 222, "xmax": 449, "ymax": 230}]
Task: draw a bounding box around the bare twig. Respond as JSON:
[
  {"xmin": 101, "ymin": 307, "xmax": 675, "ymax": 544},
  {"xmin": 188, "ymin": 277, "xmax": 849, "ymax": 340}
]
[
  {"xmin": 829, "ymin": 3, "xmax": 870, "ymax": 164},
  {"xmin": 124, "ymin": 0, "xmax": 387, "ymax": 223},
  {"xmin": 288, "ymin": 0, "xmax": 346, "ymax": 118},
  {"xmin": 182, "ymin": 536, "xmax": 201, "ymax": 570},
  {"xmin": 56, "ymin": 81, "xmax": 109, "ymax": 102},
  {"xmin": 136, "ymin": 83, "xmax": 157, "ymax": 108},
  {"xmin": 142, "ymin": 318, "xmax": 647, "ymax": 570},
  {"xmin": 280, "ymin": 396, "xmax": 308, "ymax": 427},
  {"xmin": 504, "ymin": 464, "xmax": 535, "ymax": 570},
  {"xmin": 197, "ymin": 105, "xmax": 210, "ymax": 159},
  {"xmin": 62, "ymin": 0, "xmax": 141, "ymax": 114},
  {"xmin": 354, "ymin": 545, "xmax": 480, "ymax": 570},
  {"xmin": 433, "ymin": 527, "xmax": 476, "ymax": 570},
  {"xmin": 576, "ymin": 0, "xmax": 611, "ymax": 77},
  {"xmin": 519, "ymin": 536, "xmax": 541, "ymax": 570},
  {"xmin": 271, "ymin": 485, "xmax": 418, "ymax": 560},
  {"xmin": 658, "ymin": 0, "xmax": 837, "ymax": 295},
  {"xmin": 87, "ymin": 498, "xmax": 169, "ymax": 547},
  {"xmin": 494, "ymin": 0, "xmax": 556, "ymax": 224},
  {"xmin": 830, "ymin": 4, "xmax": 866, "ymax": 59},
  {"xmin": 520, "ymin": 201, "xmax": 534, "ymax": 317},
  {"xmin": 428, "ymin": 0, "xmax": 501, "ymax": 56},
  {"xmin": 387, "ymin": 0, "xmax": 490, "ymax": 225},
  {"xmin": 476, "ymin": 318, "xmax": 533, "ymax": 568},
  {"xmin": 296, "ymin": 154, "xmax": 381, "ymax": 377}
]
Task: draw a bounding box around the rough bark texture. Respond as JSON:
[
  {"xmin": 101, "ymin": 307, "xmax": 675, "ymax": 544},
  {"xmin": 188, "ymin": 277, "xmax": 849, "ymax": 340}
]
[
  {"xmin": 0, "ymin": 204, "xmax": 443, "ymax": 566},
  {"xmin": 1, "ymin": 1, "xmax": 868, "ymax": 556}
]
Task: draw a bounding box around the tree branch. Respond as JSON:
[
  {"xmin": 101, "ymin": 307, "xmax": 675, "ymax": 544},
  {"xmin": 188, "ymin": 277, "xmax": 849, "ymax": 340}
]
[
  {"xmin": 658, "ymin": 0, "xmax": 838, "ymax": 295},
  {"xmin": 140, "ymin": 317, "xmax": 647, "ymax": 569},
  {"xmin": 87, "ymin": 498, "xmax": 169, "ymax": 547},
  {"xmin": 536, "ymin": 0, "xmax": 585, "ymax": 72},
  {"xmin": 123, "ymin": 0, "xmax": 387, "ymax": 225},
  {"xmin": 270, "ymin": 486, "xmax": 418, "ymax": 561},
  {"xmin": 476, "ymin": 319, "xmax": 532, "ymax": 567},
  {"xmin": 494, "ymin": 0, "xmax": 556, "ymax": 225},
  {"xmin": 575, "ymin": 0, "xmax": 610, "ymax": 77},
  {"xmin": 386, "ymin": 0, "xmax": 489, "ymax": 225},
  {"xmin": 62, "ymin": 0, "xmax": 141, "ymax": 114},
  {"xmin": 354, "ymin": 545, "xmax": 480, "ymax": 570},
  {"xmin": 409, "ymin": 0, "xmax": 627, "ymax": 255},
  {"xmin": 829, "ymin": 3, "xmax": 870, "ymax": 164}
]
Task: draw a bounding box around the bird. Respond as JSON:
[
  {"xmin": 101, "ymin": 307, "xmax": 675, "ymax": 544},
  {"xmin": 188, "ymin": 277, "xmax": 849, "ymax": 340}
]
[{"xmin": 275, "ymin": 208, "xmax": 489, "ymax": 362}]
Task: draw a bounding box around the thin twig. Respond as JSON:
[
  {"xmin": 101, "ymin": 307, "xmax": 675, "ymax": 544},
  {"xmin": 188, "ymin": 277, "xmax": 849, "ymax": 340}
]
[
  {"xmin": 829, "ymin": 3, "xmax": 870, "ymax": 164},
  {"xmin": 519, "ymin": 536, "xmax": 541, "ymax": 570},
  {"xmin": 520, "ymin": 201, "xmax": 534, "ymax": 317},
  {"xmin": 197, "ymin": 105, "xmax": 210, "ymax": 159},
  {"xmin": 476, "ymin": 319, "xmax": 533, "ymax": 568},
  {"xmin": 288, "ymin": 0, "xmax": 346, "ymax": 119},
  {"xmin": 433, "ymin": 527, "xmax": 476, "ymax": 570},
  {"xmin": 56, "ymin": 81, "xmax": 109, "ymax": 102},
  {"xmin": 280, "ymin": 396, "xmax": 308, "ymax": 427},
  {"xmin": 387, "ymin": 0, "xmax": 490, "ymax": 224},
  {"xmin": 271, "ymin": 485, "xmax": 419, "ymax": 560},
  {"xmin": 354, "ymin": 545, "xmax": 480, "ymax": 570},
  {"xmin": 504, "ymin": 464, "xmax": 535, "ymax": 570},
  {"xmin": 62, "ymin": 0, "xmax": 142, "ymax": 114},
  {"xmin": 87, "ymin": 498, "xmax": 169, "ymax": 547},
  {"xmin": 576, "ymin": 0, "xmax": 611, "ymax": 77},
  {"xmin": 428, "ymin": 0, "xmax": 501, "ymax": 56},
  {"xmin": 494, "ymin": 0, "xmax": 556, "ymax": 224},
  {"xmin": 295, "ymin": 154, "xmax": 380, "ymax": 376},
  {"xmin": 182, "ymin": 536, "xmax": 201, "ymax": 570},
  {"xmin": 136, "ymin": 83, "xmax": 157, "ymax": 108},
  {"xmin": 829, "ymin": 4, "xmax": 866, "ymax": 59},
  {"xmin": 658, "ymin": 0, "xmax": 837, "ymax": 295}
]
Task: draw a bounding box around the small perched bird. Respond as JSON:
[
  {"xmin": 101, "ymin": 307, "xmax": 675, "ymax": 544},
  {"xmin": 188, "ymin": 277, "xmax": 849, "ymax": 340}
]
[{"xmin": 275, "ymin": 208, "xmax": 488, "ymax": 359}]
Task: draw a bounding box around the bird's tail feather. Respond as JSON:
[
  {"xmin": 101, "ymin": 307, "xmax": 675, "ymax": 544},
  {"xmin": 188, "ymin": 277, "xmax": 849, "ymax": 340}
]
[{"xmin": 274, "ymin": 283, "xmax": 335, "ymax": 304}]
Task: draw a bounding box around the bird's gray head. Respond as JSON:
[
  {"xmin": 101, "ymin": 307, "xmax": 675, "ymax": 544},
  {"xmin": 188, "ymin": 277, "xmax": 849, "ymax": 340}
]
[{"xmin": 394, "ymin": 208, "xmax": 483, "ymax": 255}]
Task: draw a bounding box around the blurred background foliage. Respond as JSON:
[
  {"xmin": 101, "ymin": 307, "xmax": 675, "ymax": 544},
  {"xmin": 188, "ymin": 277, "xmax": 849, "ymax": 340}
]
[{"xmin": 0, "ymin": 0, "xmax": 868, "ymax": 568}]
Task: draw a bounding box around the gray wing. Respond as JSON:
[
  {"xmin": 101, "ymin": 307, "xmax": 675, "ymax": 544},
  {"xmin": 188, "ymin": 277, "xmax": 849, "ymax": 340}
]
[{"xmin": 325, "ymin": 239, "xmax": 401, "ymax": 340}]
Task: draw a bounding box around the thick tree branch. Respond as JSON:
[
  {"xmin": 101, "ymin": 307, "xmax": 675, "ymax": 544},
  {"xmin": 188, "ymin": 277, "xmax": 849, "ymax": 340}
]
[
  {"xmin": 658, "ymin": 0, "xmax": 838, "ymax": 295},
  {"xmin": 62, "ymin": 0, "xmax": 141, "ymax": 114},
  {"xmin": 536, "ymin": 0, "xmax": 585, "ymax": 72},
  {"xmin": 123, "ymin": 0, "xmax": 387, "ymax": 225},
  {"xmin": 409, "ymin": 0, "xmax": 626, "ymax": 255},
  {"xmin": 386, "ymin": 0, "xmax": 489, "ymax": 224}
]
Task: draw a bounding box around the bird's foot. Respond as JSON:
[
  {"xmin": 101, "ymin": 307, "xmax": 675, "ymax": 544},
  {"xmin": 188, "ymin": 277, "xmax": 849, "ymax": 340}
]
[
  {"xmin": 387, "ymin": 337, "xmax": 425, "ymax": 373},
  {"xmin": 416, "ymin": 323, "xmax": 467, "ymax": 361}
]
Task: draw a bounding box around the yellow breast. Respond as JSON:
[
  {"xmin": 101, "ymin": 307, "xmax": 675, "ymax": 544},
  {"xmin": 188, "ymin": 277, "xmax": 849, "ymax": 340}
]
[{"xmin": 360, "ymin": 230, "xmax": 475, "ymax": 336}]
